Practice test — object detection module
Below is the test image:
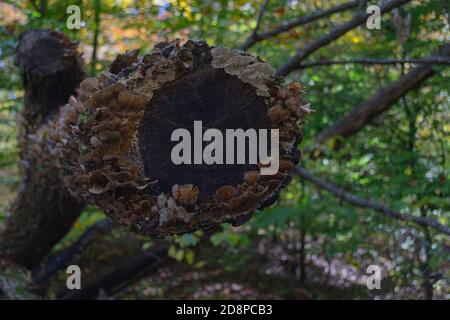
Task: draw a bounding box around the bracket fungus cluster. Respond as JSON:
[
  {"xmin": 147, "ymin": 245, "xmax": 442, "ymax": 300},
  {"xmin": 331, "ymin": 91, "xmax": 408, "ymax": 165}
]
[{"xmin": 36, "ymin": 39, "xmax": 309, "ymax": 238}]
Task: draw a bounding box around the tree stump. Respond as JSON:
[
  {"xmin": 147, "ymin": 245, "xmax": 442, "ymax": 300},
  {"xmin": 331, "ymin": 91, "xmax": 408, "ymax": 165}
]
[
  {"xmin": 60, "ymin": 40, "xmax": 308, "ymax": 237},
  {"xmin": 2, "ymin": 35, "xmax": 309, "ymax": 245}
]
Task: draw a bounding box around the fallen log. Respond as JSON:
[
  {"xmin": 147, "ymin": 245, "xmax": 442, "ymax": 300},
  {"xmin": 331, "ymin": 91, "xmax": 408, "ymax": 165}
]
[
  {"xmin": 58, "ymin": 40, "xmax": 308, "ymax": 237},
  {"xmin": 1, "ymin": 33, "xmax": 308, "ymax": 246}
]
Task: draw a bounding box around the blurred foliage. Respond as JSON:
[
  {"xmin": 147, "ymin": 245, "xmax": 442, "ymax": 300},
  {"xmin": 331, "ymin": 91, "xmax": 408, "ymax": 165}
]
[{"xmin": 0, "ymin": 0, "xmax": 449, "ymax": 299}]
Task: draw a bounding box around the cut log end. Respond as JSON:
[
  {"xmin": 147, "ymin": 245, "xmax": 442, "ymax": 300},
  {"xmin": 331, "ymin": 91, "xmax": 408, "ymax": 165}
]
[
  {"xmin": 15, "ymin": 30, "xmax": 85, "ymax": 120},
  {"xmin": 140, "ymin": 66, "xmax": 269, "ymax": 199},
  {"xmin": 61, "ymin": 40, "xmax": 308, "ymax": 238}
]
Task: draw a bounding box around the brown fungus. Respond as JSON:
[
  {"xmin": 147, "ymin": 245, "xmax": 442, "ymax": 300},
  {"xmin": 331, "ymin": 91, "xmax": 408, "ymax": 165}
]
[{"xmin": 50, "ymin": 40, "xmax": 308, "ymax": 238}]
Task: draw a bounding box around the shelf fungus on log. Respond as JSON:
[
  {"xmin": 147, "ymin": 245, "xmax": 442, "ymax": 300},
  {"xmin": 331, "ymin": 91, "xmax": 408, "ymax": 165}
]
[{"xmin": 46, "ymin": 40, "xmax": 309, "ymax": 237}]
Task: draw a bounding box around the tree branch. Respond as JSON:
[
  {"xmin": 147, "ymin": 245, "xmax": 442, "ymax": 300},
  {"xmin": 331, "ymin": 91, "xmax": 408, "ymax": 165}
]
[
  {"xmin": 256, "ymin": 0, "xmax": 271, "ymax": 33},
  {"xmin": 298, "ymin": 57, "xmax": 450, "ymax": 68},
  {"xmin": 241, "ymin": 0, "xmax": 359, "ymax": 51},
  {"xmin": 295, "ymin": 167, "xmax": 450, "ymax": 236},
  {"xmin": 32, "ymin": 219, "xmax": 118, "ymax": 284},
  {"xmin": 62, "ymin": 242, "xmax": 170, "ymax": 300},
  {"xmin": 276, "ymin": 0, "xmax": 412, "ymax": 76},
  {"xmin": 315, "ymin": 44, "xmax": 450, "ymax": 143},
  {"xmin": 239, "ymin": 0, "xmax": 270, "ymax": 51}
]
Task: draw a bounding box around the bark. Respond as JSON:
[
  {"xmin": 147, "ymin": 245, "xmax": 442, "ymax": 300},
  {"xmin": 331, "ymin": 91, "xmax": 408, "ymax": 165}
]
[
  {"xmin": 315, "ymin": 44, "xmax": 450, "ymax": 143},
  {"xmin": 0, "ymin": 30, "xmax": 85, "ymax": 269}
]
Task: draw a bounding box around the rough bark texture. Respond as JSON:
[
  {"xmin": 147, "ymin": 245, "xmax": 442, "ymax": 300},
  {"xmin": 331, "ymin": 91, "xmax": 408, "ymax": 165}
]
[
  {"xmin": 316, "ymin": 44, "xmax": 450, "ymax": 143},
  {"xmin": 0, "ymin": 30, "xmax": 85, "ymax": 268}
]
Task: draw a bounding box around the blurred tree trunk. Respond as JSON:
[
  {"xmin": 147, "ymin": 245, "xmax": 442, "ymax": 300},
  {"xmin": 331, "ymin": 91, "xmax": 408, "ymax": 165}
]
[{"xmin": 0, "ymin": 30, "xmax": 85, "ymax": 269}]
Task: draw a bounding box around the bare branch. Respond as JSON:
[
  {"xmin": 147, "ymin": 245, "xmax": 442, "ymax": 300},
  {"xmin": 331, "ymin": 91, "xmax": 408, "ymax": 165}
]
[
  {"xmin": 60, "ymin": 227, "xmax": 220, "ymax": 299},
  {"xmin": 298, "ymin": 56, "xmax": 450, "ymax": 68},
  {"xmin": 240, "ymin": 0, "xmax": 270, "ymax": 51},
  {"xmin": 240, "ymin": 0, "xmax": 359, "ymax": 51},
  {"xmin": 62, "ymin": 242, "xmax": 170, "ymax": 300},
  {"xmin": 315, "ymin": 44, "xmax": 450, "ymax": 143},
  {"xmin": 254, "ymin": 0, "xmax": 271, "ymax": 35},
  {"xmin": 276, "ymin": 0, "xmax": 412, "ymax": 76},
  {"xmin": 295, "ymin": 167, "xmax": 450, "ymax": 236},
  {"xmin": 32, "ymin": 219, "xmax": 118, "ymax": 284}
]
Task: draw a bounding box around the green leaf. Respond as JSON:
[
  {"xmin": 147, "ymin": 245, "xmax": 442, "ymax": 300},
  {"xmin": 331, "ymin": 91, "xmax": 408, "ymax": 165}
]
[{"xmin": 185, "ymin": 250, "xmax": 194, "ymax": 265}]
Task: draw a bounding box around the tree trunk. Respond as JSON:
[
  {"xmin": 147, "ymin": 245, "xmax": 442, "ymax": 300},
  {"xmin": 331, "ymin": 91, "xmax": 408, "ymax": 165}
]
[{"xmin": 0, "ymin": 30, "xmax": 85, "ymax": 269}]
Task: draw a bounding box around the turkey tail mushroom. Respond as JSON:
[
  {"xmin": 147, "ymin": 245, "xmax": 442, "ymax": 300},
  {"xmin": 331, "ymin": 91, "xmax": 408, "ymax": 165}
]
[{"xmin": 22, "ymin": 40, "xmax": 308, "ymax": 238}]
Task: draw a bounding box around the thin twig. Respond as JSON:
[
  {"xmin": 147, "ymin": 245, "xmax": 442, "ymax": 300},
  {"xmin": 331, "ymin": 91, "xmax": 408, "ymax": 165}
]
[
  {"xmin": 32, "ymin": 219, "xmax": 118, "ymax": 284},
  {"xmin": 240, "ymin": 0, "xmax": 270, "ymax": 51},
  {"xmin": 298, "ymin": 57, "xmax": 450, "ymax": 68},
  {"xmin": 295, "ymin": 166, "xmax": 450, "ymax": 236},
  {"xmin": 241, "ymin": 0, "xmax": 359, "ymax": 51},
  {"xmin": 276, "ymin": 0, "xmax": 412, "ymax": 76},
  {"xmin": 315, "ymin": 44, "xmax": 450, "ymax": 143},
  {"xmin": 254, "ymin": 0, "xmax": 270, "ymax": 35},
  {"xmin": 62, "ymin": 242, "xmax": 170, "ymax": 300}
]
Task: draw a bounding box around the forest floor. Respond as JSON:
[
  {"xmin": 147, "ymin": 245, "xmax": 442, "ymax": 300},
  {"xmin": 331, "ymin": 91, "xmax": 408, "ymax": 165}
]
[
  {"xmin": 43, "ymin": 222, "xmax": 427, "ymax": 300},
  {"xmin": 0, "ymin": 179, "xmax": 437, "ymax": 300}
]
